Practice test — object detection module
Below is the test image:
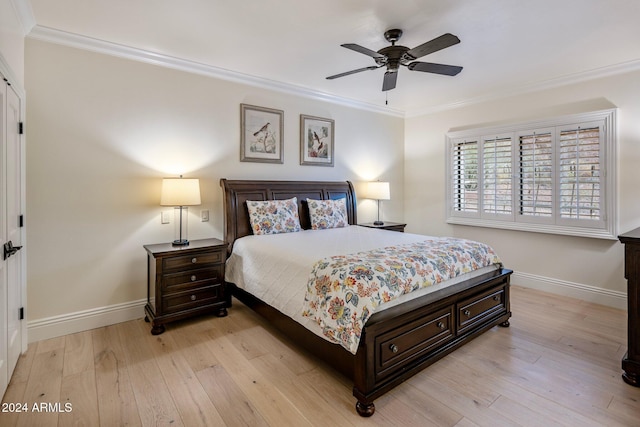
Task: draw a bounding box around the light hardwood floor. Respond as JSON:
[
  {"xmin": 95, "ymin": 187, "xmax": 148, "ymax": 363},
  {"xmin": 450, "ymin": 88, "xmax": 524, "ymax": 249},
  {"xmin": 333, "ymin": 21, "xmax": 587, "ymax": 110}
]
[{"xmin": 1, "ymin": 285, "xmax": 639, "ymax": 426}]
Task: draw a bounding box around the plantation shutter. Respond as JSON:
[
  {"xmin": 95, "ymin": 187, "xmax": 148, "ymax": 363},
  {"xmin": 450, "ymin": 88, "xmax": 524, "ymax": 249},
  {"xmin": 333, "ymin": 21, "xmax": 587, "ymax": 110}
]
[
  {"xmin": 446, "ymin": 109, "xmax": 615, "ymax": 239},
  {"xmin": 518, "ymin": 130, "xmax": 554, "ymax": 221},
  {"xmin": 482, "ymin": 135, "xmax": 512, "ymax": 217},
  {"xmin": 558, "ymin": 125, "xmax": 602, "ymax": 224},
  {"xmin": 452, "ymin": 139, "xmax": 479, "ymax": 215}
]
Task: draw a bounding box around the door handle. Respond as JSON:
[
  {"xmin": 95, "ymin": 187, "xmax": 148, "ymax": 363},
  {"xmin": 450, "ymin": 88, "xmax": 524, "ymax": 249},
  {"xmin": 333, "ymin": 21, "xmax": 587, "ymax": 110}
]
[{"xmin": 3, "ymin": 241, "xmax": 22, "ymax": 260}]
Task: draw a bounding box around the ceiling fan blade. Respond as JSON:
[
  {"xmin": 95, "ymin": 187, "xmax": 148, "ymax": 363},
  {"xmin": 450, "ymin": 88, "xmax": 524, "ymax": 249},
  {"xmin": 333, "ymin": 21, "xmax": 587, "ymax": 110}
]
[
  {"xmin": 404, "ymin": 33, "xmax": 460, "ymax": 60},
  {"xmin": 326, "ymin": 65, "xmax": 380, "ymax": 80},
  {"xmin": 382, "ymin": 71, "xmax": 398, "ymax": 91},
  {"xmin": 341, "ymin": 43, "xmax": 386, "ymax": 59},
  {"xmin": 408, "ymin": 62, "xmax": 463, "ymax": 76}
]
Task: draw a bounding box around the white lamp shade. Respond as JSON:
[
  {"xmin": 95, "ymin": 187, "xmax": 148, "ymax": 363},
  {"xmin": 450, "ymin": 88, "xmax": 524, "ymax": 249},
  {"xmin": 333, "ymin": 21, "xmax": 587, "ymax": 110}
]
[
  {"xmin": 365, "ymin": 181, "xmax": 390, "ymax": 201},
  {"xmin": 160, "ymin": 178, "xmax": 201, "ymax": 206}
]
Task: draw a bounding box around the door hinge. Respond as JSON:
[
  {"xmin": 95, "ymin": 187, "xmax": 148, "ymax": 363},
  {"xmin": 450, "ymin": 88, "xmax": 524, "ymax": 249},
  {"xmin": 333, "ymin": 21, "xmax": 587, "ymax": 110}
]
[
  {"xmin": 19, "ymin": 215, "xmax": 24, "ymax": 227},
  {"xmin": 18, "ymin": 122, "xmax": 24, "ymax": 135},
  {"xmin": 19, "ymin": 307, "xmax": 24, "ymax": 320}
]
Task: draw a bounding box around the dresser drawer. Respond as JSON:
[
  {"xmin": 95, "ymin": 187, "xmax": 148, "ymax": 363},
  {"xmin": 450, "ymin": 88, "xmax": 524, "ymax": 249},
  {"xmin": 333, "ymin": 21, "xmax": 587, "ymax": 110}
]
[
  {"xmin": 162, "ymin": 284, "xmax": 223, "ymax": 314},
  {"xmin": 457, "ymin": 285, "xmax": 506, "ymax": 334},
  {"xmin": 375, "ymin": 306, "xmax": 454, "ymax": 381},
  {"xmin": 163, "ymin": 265, "xmax": 224, "ymax": 290},
  {"xmin": 163, "ymin": 251, "xmax": 224, "ymax": 271}
]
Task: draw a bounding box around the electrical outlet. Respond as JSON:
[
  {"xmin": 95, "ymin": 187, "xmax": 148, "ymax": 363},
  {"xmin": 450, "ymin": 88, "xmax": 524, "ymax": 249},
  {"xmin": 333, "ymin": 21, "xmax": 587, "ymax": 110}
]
[
  {"xmin": 161, "ymin": 210, "xmax": 171, "ymax": 224},
  {"xmin": 201, "ymin": 209, "xmax": 209, "ymax": 222}
]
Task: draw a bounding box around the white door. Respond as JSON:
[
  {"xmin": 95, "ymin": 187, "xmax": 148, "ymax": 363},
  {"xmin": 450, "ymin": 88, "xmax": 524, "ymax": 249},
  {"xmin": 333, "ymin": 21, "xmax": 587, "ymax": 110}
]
[
  {"xmin": 0, "ymin": 78, "xmax": 8, "ymax": 396},
  {"xmin": 5, "ymin": 84, "xmax": 22, "ymax": 378}
]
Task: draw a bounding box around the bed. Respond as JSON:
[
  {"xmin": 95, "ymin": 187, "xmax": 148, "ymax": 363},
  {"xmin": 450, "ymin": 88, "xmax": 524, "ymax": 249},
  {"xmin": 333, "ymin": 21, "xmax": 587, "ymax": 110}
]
[{"xmin": 220, "ymin": 179, "xmax": 512, "ymax": 416}]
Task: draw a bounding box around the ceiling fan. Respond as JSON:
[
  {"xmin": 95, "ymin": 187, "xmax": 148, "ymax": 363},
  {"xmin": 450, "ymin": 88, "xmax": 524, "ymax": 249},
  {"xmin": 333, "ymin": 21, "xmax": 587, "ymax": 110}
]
[{"xmin": 326, "ymin": 29, "xmax": 463, "ymax": 91}]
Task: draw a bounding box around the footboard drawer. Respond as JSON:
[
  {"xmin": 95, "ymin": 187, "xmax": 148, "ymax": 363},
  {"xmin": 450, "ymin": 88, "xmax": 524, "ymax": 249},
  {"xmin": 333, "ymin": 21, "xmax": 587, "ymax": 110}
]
[
  {"xmin": 457, "ymin": 285, "xmax": 507, "ymax": 334},
  {"xmin": 375, "ymin": 306, "xmax": 454, "ymax": 381}
]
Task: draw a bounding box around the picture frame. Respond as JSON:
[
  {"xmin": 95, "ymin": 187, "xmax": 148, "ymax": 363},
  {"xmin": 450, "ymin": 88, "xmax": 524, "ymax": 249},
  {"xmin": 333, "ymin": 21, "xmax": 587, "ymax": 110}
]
[
  {"xmin": 300, "ymin": 115, "xmax": 334, "ymax": 166},
  {"xmin": 240, "ymin": 104, "xmax": 284, "ymax": 163}
]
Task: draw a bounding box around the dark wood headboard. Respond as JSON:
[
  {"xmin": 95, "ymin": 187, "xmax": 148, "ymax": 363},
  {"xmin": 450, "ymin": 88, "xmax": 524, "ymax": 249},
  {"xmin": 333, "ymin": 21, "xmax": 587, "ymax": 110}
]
[{"xmin": 220, "ymin": 179, "xmax": 357, "ymax": 253}]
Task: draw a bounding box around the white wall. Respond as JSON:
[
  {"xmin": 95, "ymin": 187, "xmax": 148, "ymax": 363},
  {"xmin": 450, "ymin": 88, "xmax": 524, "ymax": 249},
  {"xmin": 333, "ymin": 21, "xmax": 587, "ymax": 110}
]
[
  {"xmin": 405, "ymin": 70, "xmax": 640, "ymax": 307},
  {"xmin": 0, "ymin": 0, "xmax": 26, "ymax": 86},
  {"xmin": 24, "ymin": 33, "xmax": 639, "ymax": 341},
  {"xmin": 24, "ymin": 39, "xmax": 404, "ymax": 339}
]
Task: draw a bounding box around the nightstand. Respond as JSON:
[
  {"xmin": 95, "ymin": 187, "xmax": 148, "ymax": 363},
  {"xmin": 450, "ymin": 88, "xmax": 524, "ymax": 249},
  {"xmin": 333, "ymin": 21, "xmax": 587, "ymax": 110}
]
[
  {"xmin": 143, "ymin": 238, "xmax": 229, "ymax": 335},
  {"xmin": 359, "ymin": 221, "xmax": 407, "ymax": 232}
]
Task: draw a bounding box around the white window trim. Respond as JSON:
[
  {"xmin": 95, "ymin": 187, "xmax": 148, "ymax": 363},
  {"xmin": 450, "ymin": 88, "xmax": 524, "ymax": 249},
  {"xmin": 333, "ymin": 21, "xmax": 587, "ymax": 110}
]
[{"xmin": 445, "ymin": 109, "xmax": 617, "ymax": 240}]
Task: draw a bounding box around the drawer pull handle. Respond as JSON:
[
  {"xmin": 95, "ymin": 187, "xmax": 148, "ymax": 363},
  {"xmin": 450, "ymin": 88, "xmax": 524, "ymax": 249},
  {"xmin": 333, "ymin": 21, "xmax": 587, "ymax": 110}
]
[
  {"xmin": 390, "ymin": 344, "xmax": 399, "ymax": 353},
  {"xmin": 191, "ymin": 257, "xmax": 197, "ymax": 264},
  {"xmin": 190, "ymin": 295, "xmax": 196, "ymax": 301},
  {"xmin": 191, "ymin": 275, "xmax": 197, "ymax": 282},
  {"xmin": 464, "ymin": 309, "xmax": 471, "ymax": 317},
  {"xmin": 437, "ymin": 321, "xmax": 445, "ymax": 330},
  {"xmin": 493, "ymin": 295, "xmax": 500, "ymax": 301}
]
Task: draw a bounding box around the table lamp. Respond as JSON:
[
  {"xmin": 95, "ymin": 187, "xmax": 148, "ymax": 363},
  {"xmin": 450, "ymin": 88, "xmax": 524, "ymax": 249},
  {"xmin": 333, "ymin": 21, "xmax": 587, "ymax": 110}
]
[
  {"xmin": 365, "ymin": 181, "xmax": 390, "ymax": 225},
  {"xmin": 161, "ymin": 176, "xmax": 201, "ymax": 246}
]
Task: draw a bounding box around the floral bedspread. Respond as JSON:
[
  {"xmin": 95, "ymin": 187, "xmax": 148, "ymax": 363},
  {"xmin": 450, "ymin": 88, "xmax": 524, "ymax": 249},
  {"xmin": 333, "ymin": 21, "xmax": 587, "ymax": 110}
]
[{"xmin": 302, "ymin": 237, "xmax": 502, "ymax": 354}]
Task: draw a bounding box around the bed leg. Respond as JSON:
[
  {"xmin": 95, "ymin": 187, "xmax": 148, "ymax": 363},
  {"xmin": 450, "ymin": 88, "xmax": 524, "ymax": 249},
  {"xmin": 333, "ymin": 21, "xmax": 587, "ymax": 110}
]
[
  {"xmin": 499, "ymin": 320, "xmax": 510, "ymax": 327},
  {"xmin": 356, "ymin": 401, "xmax": 375, "ymax": 417}
]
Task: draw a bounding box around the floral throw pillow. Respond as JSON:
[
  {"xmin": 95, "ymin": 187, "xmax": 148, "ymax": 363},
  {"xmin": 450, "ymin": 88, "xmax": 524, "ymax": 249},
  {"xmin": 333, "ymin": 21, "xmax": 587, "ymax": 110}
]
[
  {"xmin": 246, "ymin": 197, "xmax": 301, "ymax": 235},
  {"xmin": 307, "ymin": 198, "xmax": 349, "ymax": 230}
]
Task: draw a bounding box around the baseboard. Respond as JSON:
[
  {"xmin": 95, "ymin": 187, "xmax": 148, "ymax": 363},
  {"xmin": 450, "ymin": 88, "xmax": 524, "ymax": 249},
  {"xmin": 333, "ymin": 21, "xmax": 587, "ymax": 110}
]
[
  {"xmin": 27, "ymin": 299, "xmax": 146, "ymax": 343},
  {"xmin": 25, "ymin": 272, "xmax": 627, "ymax": 343},
  {"xmin": 512, "ymin": 271, "xmax": 627, "ymax": 310}
]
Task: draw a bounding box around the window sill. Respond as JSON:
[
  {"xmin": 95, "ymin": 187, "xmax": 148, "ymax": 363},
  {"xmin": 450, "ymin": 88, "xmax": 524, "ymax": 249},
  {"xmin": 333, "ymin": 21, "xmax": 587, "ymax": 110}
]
[{"xmin": 446, "ymin": 217, "xmax": 617, "ymax": 240}]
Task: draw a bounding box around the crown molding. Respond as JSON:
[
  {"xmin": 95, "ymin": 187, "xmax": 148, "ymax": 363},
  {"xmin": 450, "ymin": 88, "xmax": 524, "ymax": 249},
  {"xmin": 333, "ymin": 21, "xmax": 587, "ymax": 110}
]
[
  {"xmin": 26, "ymin": 25, "xmax": 640, "ymax": 120},
  {"xmin": 406, "ymin": 58, "xmax": 640, "ymax": 118},
  {"xmin": 27, "ymin": 25, "xmax": 405, "ymax": 118},
  {"xmin": 10, "ymin": 0, "xmax": 36, "ymax": 35}
]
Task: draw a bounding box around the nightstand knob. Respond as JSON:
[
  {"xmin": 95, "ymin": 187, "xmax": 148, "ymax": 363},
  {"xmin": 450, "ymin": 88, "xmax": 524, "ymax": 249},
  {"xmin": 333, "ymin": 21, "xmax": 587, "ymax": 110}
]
[
  {"xmin": 191, "ymin": 257, "xmax": 197, "ymax": 264},
  {"xmin": 437, "ymin": 321, "xmax": 445, "ymax": 330},
  {"xmin": 389, "ymin": 344, "xmax": 399, "ymax": 353},
  {"xmin": 191, "ymin": 275, "xmax": 197, "ymax": 282},
  {"xmin": 190, "ymin": 294, "xmax": 196, "ymax": 301},
  {"xmin": 464, "ymin": 309, "xmax": 471, "ymax": 317}
]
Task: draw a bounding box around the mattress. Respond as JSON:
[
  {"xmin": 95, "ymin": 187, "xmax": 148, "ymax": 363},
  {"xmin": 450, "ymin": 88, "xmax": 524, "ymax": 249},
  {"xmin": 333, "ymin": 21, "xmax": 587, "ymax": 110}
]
[{"xmin": 225, "ymin": 225, "xmax": 498, "ymax": 343}]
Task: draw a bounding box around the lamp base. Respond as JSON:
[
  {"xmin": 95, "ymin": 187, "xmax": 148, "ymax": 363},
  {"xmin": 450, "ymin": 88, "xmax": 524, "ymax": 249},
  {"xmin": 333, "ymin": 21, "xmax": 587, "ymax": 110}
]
[
  {"xmin": 172, "ymin": 239, "xmax": 189, "ymax": 246},
  {"xmin": 373, "ymin": 220, "xmax": 384, "ymax": 226}
]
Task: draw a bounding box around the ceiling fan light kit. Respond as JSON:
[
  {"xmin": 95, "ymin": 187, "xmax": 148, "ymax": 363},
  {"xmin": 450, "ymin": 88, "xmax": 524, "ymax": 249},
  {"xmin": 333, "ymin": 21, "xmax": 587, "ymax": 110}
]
[{"xmin": 327, "ymin": 29, "xmax": 463, "ymax": 91}]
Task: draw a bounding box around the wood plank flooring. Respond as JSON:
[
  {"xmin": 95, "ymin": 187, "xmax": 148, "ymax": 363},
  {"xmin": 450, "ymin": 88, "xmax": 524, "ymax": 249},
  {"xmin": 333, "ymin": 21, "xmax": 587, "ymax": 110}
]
[{"xmin": 2, "ymin": 285, "xmax": 640, "ymax": 426}]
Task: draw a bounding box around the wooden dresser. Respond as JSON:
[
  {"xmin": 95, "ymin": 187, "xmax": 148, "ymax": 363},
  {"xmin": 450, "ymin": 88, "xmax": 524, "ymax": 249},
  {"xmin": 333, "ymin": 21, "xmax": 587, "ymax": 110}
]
[
  {"xmin": 618, "ymin": 228, "xmax": 640, "ymax": 387},
  {"xmin": 143, "ymin": 238, "xmax": 229, "ymax": 335}
]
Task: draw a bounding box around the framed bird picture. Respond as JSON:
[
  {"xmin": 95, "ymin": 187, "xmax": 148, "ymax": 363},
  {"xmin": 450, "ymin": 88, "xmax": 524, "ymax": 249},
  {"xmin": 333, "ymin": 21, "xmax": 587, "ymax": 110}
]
[
  {"xmin": 240, "ymin": 104, "xmax": 284, "ymax": 163},
  {"xmin": 300, "ymin": 115, "xmax": 335, "ymax": 166}
]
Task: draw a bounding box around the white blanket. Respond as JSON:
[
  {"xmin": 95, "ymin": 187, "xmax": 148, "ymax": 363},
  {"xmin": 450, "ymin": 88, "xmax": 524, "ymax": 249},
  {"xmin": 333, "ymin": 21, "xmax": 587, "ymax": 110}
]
[{"xmin": 225, "ymin": 225, "xmax": 497, "ymax": 343}]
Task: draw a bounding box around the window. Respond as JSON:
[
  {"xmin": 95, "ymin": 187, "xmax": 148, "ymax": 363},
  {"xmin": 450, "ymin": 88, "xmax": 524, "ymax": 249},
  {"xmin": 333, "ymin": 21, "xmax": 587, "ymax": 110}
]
[{"xmin": 446, "ymin": 109, "xmax": 617, "ymax": 239}]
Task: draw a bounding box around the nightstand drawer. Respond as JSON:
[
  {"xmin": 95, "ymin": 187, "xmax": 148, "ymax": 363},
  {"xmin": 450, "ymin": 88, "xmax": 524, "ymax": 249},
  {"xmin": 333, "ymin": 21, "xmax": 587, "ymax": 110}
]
[
  {"xmin": 162, "ymin": 284, "xmax": 223, "ymax": 313},
  {"xmin": 163, "ymin": 251, "xmax": 224, "ymax": 271},
  {"xmin": 163, "ymin": 265, "xmax": 224, "ymax": 290}
]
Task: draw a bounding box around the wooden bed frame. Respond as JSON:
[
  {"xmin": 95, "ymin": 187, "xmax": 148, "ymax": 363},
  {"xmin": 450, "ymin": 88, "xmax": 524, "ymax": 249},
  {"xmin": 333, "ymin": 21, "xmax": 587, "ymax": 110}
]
[{"xmin": 220, "ymin": 179, "xmax": 512, "ymax": 416}]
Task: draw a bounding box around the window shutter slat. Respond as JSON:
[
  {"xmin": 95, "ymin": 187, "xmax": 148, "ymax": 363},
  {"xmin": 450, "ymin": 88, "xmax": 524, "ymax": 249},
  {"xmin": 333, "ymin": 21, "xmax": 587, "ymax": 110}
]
[
  {"xmin": 559, "ymin": 127, "xmax": 601, "ymax": 221},
  {"xmin": 519, "ymin": 132, "xmax": 553, "ymax": 217},
  {"xmin": 452, "ymin": 140, "xmax": 478, "ymax": 213},
  {"xmin": 483, "ymin": 136, "xmax": 512, "ymax": 215}
]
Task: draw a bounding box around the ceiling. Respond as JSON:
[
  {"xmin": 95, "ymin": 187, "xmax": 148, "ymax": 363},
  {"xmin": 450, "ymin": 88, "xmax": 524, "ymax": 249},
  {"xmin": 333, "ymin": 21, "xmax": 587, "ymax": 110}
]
[{"xmin": 26, "ymin": 0, "xmax": 640, "ymax": 116}]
